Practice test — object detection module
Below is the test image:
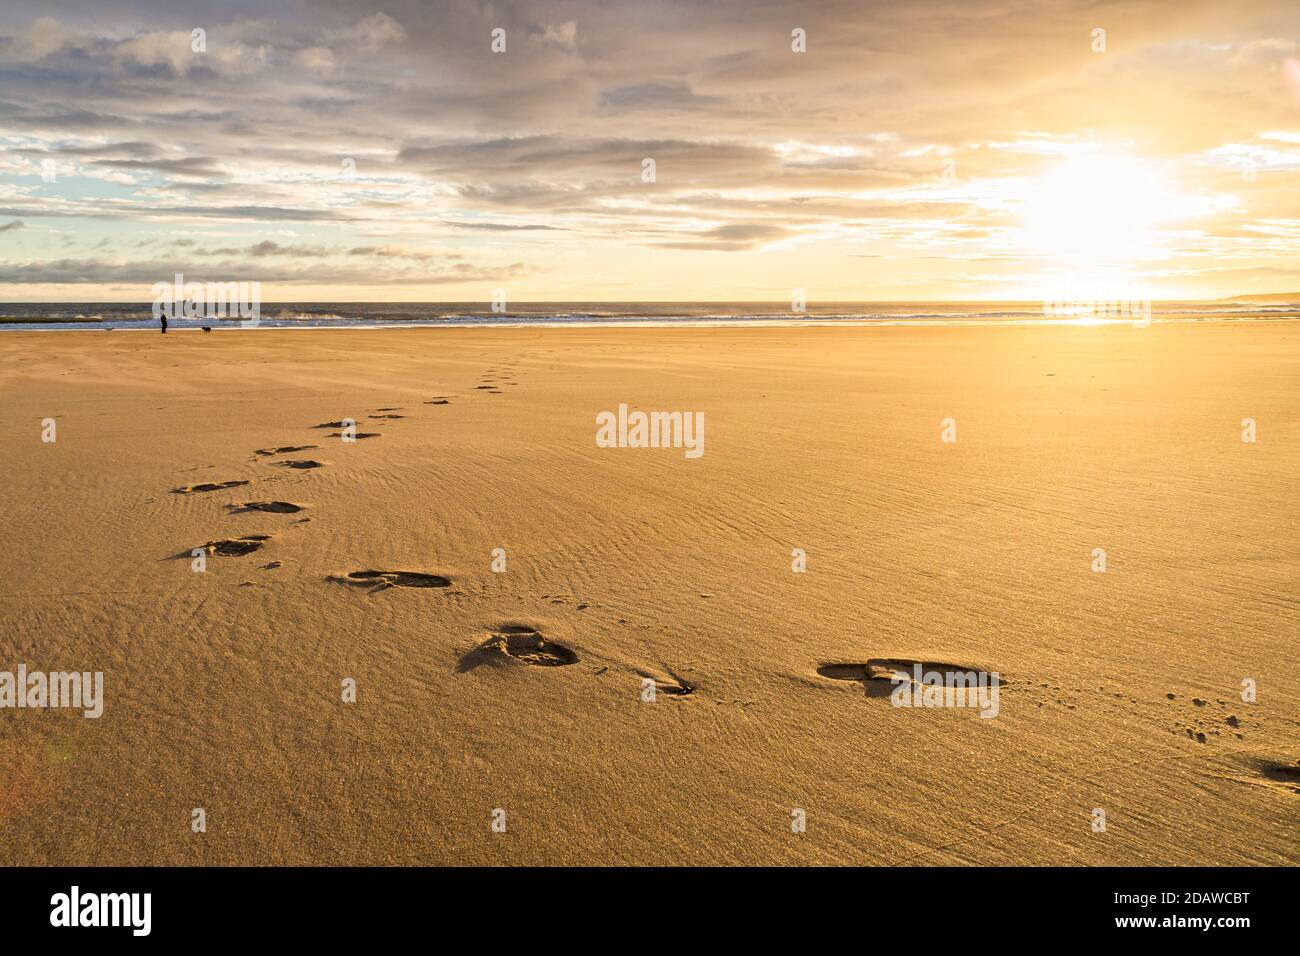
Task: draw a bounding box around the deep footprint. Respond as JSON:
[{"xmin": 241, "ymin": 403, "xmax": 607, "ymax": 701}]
[
  {"xmin": 1260, "ymin": 760, "xmax": 1300, "ymax": 790},
  {"xmin": 229, "ymin": 501, "xmax": 305, "ymax": 514},
  {"xmin": 174, "ymin": 480, "xmax": 250, "ymax": 494},
  {"xmin": 1263, "ymin": 761, "xmax": 1300, "ymax": 780},
  {"xmin": 199, "ymin": 534, "xmax": 270, "ymax": 557},
  {"xmin": 273, "ymin": 459, "xmax": 325, "ymax": 469},
  {"xmin": 254, "ymin": 445, "xmax": 317, "ymax": 456},
  {"xmin": 368, "ymin": 414, "xmax": 404, "ymax": 419},
  {"xmin": 460, "ymin": 626, "xmax": 579, "ymax": 669},
  {"xmin": 818, "ymin": 658, "xmax": 1003, "ymax": 696},
  {"xmin": 818, "ymin": 662, "xmax": 907, "ymax": 697},
  {"xmin": 328, "ymin": 432, "xmax": 380, "ymax": 439},
  {"xmin": 330, "ymin": 569, "xmax": 452, "ymax": 591}
]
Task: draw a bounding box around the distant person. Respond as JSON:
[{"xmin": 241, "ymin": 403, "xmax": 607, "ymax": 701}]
[{"xmin": 160, "ymin": 309, "xmax": 167, "ymax": 334}]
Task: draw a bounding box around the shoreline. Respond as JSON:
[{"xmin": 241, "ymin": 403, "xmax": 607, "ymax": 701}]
[{"xmin": 2, "ymin": 314, "xmax": 1299, "ymax": 332}]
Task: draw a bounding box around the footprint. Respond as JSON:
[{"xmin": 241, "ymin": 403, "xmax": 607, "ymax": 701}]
[
  {"xmin": 1222, "ymin": 758, "xmax": 1300, "ymax": 796},
  {"xmin": 459, "ymin": 625, "xmax": 579, "ymax": 670},
  {"xmin": 228, "ymin": 501, "xmax": 306, "ymax": 514},
  {"xmin": 374, "ymin": 407, "xmax": 402, "ymax": 411},
  {"xmin": 1259, "ymin": 760, "xmax": 1300, "ymax": 793},
  {"xmin": 475, "ymin": 385, "xmax": 495, "ymax": 390},
  {"xmin": 330, "ymin": 569, "xmax": 452, "ymax": 591},
  {"xmin": 273, "ymin": 459, "xmax": 325, "ymax": 469},
  {"xmin": 199, "ymin": 534, "xmax": 271, "ymax": 557},
  {"xmin": 817, "ymin": 658, "xmax": 1001, "ymax": 698},
  {"xmin": 368, "ymin": 414, "xmax": 404, "ymax": 420},
  {"xmin": 818, "ymin": 662, "xmax": 899, "ymax": 682},
  {"xmin": 638, "ymin": 668, "xmax": 695, "ymax": 697},
  {"xmin": 173, "ymin": 480, "xmax": 250, "ymax": 494},
  {"xmin": 818, "ymin": 662, "xmax": 906, "ymax": 697},
  {"xmin": 424, "ymin": 398, "xmax": 450, "ymax": 405},
  {"xmin": 312, "ymin": 420, "xmax": 354, "ymax": 429},
  {"xmin": 328, "ymin": 432, "xmax": 380, "ymax": 439},
  {"xmin": 254, "ymin": 445, "xmax": 317, "ymax": 457}
]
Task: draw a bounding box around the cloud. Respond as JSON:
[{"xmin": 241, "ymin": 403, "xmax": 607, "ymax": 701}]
[
  {"xmin": 92, "ymin": 156, "xmax": 224, "ymax": 178},
  {"xmin": 0, "ymin": 1, "xmax": 1296, "ymax": 298},
  {"xmin": 0, "ymin": 219, "xmax": 23, "ymax": 232},
  {"xmin": 0, "ymin": 204, "xmax": 355, "ymax": 223},
  {"xmin": 0, "ymin": 256, "xmax": 528, "ymax": 286},
  {"xmin": 657, "ymin": 222, "xmax": 790, "ymax": 251},
  {"xmin": 206, "ymin": 241, "xmax": 336, "ymax": 257},
  {"xmin": 295, "ymin": 47, "xmax": 336, "ymax": 72},
  {"xmin": 0, "ymin": 101, "xmax": 131, "ymax": 131},
  {"xmin": 350, "ymin": 12, "xmax": 406, "ymax": 53},
  {"xmin": 530, "ymin": 21, "xmax": 578, "ymax": 51},
  {"xmin": 441, "ymin": 221, "xmax": 561, "ymax": 231},
  {"xmin": 347, "ymin": 245, "xmax": 432, "ymax": 260},
  {"xmin": 112, "ymin": 31, "xmax": 204, "ymax": 74},
  {"xmin": 8, "ymin": 16, "xmax": 67, "ymax": 60},
  {"xmin": 597, "ymin": 83, "xmax": 719, "ymax": 111},
  {"xmin": 33, "ymin": 141, "xmax": 160, "ymax": 158}
]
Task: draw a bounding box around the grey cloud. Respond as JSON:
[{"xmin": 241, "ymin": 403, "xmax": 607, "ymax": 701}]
[
  {"xmin": 597, "ymin": 83, "xmax": 720, "ymax": 111},
  {"xmin": 657, "ymin": 223, "xmax": 790, "ymax": 251},
  {"xmin": 29, "ymin": 140, "xmax": 159, "ymax": 157},
  {"xmin": 0, "ymin": 100, "xmax": 132, "ymax": 130},
  {"xmin": 0, "ymin": 205, "xmax": 356, "ymax": 223},
  {"xmin": 398, "ymin": 136, "xmax": 774, "ymax": 179},
  {"xmin": 0, "ymin": 256, "xmax": 529, "ymax": 286},
  {"xmin": 93, "ymin": 156, "xmax": 224, "ymax": 178},
  {"xmin": 347, "ymin": 246, "xmax": 432, "ymax": 260},
  {"xmin": 205, "ymin": 241, "xmax": 336, "ymax": 257},
  {"xmin": 441, "ymin": 221, "xmax": 561, "ymax": 231}
]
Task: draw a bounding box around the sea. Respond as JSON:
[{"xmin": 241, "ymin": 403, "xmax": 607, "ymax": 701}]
[{"xmin": 0, "ymin": 300, "xmax": 1297, "ymax": 331}]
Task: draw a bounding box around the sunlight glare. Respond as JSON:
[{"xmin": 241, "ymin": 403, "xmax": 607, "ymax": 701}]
[{"xmin": 1020, "ymin": 154, "xmax": 1184, "ymax": 265}]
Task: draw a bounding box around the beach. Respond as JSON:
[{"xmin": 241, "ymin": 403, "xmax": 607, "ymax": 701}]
[{"xmin": 0, "ymin": 321, "xmax": 1296, "ymax": 865}]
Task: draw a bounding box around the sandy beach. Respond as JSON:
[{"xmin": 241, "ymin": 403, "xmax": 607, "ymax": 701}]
[{"xmin": 0, "ymin": 322, "xmax": 1296, "ymax": 866}]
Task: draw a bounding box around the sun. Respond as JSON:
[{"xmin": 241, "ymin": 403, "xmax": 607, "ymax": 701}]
[{"xmin": 1020, "ymin": 153, "xmax": 1183, "ymax": 265}]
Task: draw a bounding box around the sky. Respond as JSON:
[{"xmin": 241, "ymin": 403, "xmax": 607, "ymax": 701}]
[{"xmin": 0, "ymin": 0, "xmax": 1298, "ymax": 302}]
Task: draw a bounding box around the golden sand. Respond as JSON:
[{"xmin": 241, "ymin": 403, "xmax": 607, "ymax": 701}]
[{"xmin": 0, "ymin": 322, "xmax": 1296, "ymax": 864}]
